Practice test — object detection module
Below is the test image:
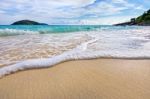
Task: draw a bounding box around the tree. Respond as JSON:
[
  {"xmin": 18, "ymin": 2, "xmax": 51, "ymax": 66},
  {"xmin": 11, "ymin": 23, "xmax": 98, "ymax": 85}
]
[{"xmin": 147, "ymin": 9, "xmax": 150, "ymax": 14}]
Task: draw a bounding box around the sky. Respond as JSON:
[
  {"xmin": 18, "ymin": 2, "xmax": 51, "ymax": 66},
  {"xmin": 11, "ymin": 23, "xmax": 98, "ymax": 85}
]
[{"xmin": 0, "ymin": 0, "xmax": 150, "ymax": 25}]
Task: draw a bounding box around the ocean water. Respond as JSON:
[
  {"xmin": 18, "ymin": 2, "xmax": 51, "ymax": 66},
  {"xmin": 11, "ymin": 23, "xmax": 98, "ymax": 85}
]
[{"xmin": 0, "ymin": 25, "xmax": 150, "ymax": 77}]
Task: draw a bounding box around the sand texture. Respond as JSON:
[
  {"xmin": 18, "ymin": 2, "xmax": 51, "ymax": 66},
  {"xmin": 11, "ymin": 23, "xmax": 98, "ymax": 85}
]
[{"xmin": 0, "ymin": 59, "xmax": 150, "ymax": 99}]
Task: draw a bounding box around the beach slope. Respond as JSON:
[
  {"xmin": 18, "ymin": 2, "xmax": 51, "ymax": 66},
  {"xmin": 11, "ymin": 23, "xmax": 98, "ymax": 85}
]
[{"xmin": 0, "ymin": 59, "xmax": 150, "ymax": 99}]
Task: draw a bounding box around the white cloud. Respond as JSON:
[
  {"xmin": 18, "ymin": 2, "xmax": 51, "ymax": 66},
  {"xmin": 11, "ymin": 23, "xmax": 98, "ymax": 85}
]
[
  {"xmin": 0, "ymin": 0, "xmax": 148, "ymax": 25},
  {"xmin": 112, "ymin": 0, "xmax": 127, "ymax": 4}
]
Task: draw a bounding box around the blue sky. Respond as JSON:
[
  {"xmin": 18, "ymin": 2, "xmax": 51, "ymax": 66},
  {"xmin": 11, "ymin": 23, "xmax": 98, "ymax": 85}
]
[{"xmin": 0, "ymin": 0, "xmax": 149, "ymax": 25}]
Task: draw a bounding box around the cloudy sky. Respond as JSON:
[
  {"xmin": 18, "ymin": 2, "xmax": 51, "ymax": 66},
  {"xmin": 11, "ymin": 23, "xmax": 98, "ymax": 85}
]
[{"xmin": 0, "ymin": 0, "xmax": 149, "ymax": 25}]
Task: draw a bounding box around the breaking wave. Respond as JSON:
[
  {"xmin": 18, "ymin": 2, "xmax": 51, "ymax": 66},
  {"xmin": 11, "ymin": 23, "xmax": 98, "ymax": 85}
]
[
  {"xmin": 0, "ymin": 25, "xmax": 140, "ymax": 37},
  {"xmin": 0, "ymin": 29, "xmax": 38, "ymax": 37}
]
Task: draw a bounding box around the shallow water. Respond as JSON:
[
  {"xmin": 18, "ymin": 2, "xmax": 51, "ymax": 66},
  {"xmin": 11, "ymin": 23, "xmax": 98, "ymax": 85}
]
[{"xmin": 0, "ymin": 25, "xmax": 150, "ymax": 77}]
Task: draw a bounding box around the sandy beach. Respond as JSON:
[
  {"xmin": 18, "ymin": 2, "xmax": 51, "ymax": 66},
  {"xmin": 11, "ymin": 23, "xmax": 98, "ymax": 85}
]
[
  {"xmin": 0, "ymin": 59, "xmax": 150, "ymax": 99},
  {"xmin": 0, "ymin": 0, "xmax": 150, "ymax": 99}
]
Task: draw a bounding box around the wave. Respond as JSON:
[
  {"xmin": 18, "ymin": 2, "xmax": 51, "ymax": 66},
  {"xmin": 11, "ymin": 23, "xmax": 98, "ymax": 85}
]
[
  {"xmin": 0, "ymin": 36, "xmax": 150, "ymax": 78},
  {"xmin": 0, "ymin": 28, "xmax": 91, "ymax": 37},
  {"xmin": 0, "ymin": 27, "xmax": 150, "ymax": 78},
  {"xmin": 0, "ymin": 25, "xmax": 142, "ymax": 37},
  {"xmin": 0, "ymin": 29, "xmax": 38, "ymax": 37}
]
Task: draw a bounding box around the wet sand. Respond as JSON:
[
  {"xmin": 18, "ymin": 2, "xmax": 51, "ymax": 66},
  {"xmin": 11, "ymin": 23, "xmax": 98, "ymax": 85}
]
[{"xmin": 0, "ymin": 59, "xmax": 150, "ymax": 99}]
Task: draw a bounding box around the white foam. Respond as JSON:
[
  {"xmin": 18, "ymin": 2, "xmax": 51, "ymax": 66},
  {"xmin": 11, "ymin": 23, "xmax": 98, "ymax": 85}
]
[
  {"xmin": 0, "ymin": 38, "xmax": 98, "ymax": 78},
  {"xmin": 0, "ymin": 36, "xmax": 150, "ymax": 78},
  {"xmin": 1, "ymin": 27, "xmax": 150, "ymax": 78},
  {"xmin": 0, "ymin": 29, "xmax": 38, "ymax": 36}
]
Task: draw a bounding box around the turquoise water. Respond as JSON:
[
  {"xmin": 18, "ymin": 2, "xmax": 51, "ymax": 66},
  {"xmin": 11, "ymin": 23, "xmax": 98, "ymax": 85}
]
[{"xmin": 0, "ymin": 25, "xmax": 140, "ymax": 34}]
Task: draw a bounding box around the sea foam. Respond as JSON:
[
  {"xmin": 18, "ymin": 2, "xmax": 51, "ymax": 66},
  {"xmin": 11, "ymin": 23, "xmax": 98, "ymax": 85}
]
[
  {"xmin": 0, "ymin": 27, "xmax": 150, "ymax": 78},
  {"xmin": 0, "ymin": 29, "xmax": 38, "ymax": 37},
  {"xmin": 0, "ymin": 36, "xmax": 150, "ymax": 78},
  {"xmin": 0, "ymin": 38, "xmax": 98, "ymax": 78}
]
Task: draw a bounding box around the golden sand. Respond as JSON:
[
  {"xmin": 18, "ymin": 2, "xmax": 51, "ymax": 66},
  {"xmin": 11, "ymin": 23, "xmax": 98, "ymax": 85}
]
[{"xmin": 0, "ymin": 59, "xmax": 150, "ymax": 99}]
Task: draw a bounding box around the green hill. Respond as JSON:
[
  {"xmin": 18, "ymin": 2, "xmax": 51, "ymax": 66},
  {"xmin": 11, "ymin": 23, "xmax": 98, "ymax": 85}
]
[
  {"xmin": 11, "ymin": 20, "xmax": 48, "ymax": 25},
  {"xmin": 115, "ymin": 9, "xmax": 150, "ymax": 26},
  {"xmin": 136, "ymin": 9, "xmax": 150, "ymax": 25}
]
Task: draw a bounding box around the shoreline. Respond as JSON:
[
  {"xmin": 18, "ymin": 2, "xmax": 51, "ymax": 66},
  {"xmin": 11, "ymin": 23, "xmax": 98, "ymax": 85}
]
[
  {"xmin": 1, "ymin": 56, "xmax": 150, "ymax": 78},
  {"xmin": 0, "ymin": 59, "xmax": 150, "ymax": 99}
]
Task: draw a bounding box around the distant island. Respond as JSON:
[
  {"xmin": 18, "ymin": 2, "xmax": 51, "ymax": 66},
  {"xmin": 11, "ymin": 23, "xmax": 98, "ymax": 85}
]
[
  {"xmin": 11, "ymin": 20, "xmax": 48, "ymax": 25},
  {"xmin": 115, "ymin": 9, "xmax": 150, "ymax": 26}
]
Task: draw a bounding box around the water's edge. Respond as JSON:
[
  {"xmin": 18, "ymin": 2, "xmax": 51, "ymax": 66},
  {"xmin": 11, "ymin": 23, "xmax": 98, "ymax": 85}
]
[
  {"xmin": 0, "ymin": 37, "xmax": 150, "ymax": 78},
  {"xmin": 0, "ymin": 26, "xmax": 150, "ymax": 78}
]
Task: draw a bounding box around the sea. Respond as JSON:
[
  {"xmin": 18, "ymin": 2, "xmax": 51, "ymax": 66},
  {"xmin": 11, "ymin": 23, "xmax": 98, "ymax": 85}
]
[{"xmin": 0, "ymin": 25, "xmax": 150, "ymax": 77}]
